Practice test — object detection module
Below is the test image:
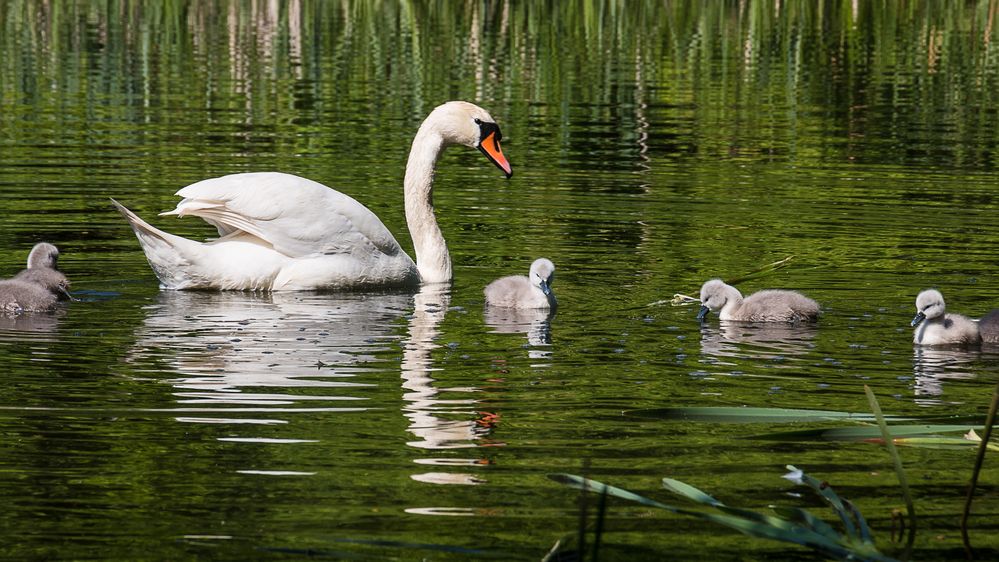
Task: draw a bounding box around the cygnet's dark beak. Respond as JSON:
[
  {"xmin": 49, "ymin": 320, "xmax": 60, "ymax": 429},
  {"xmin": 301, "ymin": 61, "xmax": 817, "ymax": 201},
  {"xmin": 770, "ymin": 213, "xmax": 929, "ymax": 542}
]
[
  {"xmin": 61, "ymin": 287, "xmax": 78, "ymax": 301},
  {"xmin": 696, "ymin": 305, "xmax": 710, "ymax": 321},
  {"xmin": 539, "ymin": 279, "xmax": 551, "ymax": 296},
  {"xmin": 911, "ymin": 311, "xmax": 926, "ymax": 327}
]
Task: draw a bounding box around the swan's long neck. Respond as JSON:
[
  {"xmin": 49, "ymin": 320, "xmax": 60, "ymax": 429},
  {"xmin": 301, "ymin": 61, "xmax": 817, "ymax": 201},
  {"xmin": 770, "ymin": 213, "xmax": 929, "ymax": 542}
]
[{"xmin": 404, "ymin": 126, "xmax": 451, "ymax": 284}]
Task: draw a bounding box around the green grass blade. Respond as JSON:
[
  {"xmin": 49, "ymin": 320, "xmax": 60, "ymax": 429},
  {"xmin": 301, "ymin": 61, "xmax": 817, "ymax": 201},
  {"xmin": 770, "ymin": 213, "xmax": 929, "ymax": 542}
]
[
  {"xmin": 864, "ymin": 385, "xmax": 916, "ymax": 557},
  {"xmin": 554, "ymin": 472, "xmax": 897, "ymax": 562},
  {"xmin": 845, "ymin": 498, "xmax": 873, "ymax": 544},
  {"xmin": 549, "ymin": 473, "xmax": 678, "ymax": 512},
  {"xmin": 772, "ymin": 506, "xmax": 842, "ymax": 542},
  {"xmin": 784, "ymin": 465, "xmax": 859, "ymax": 541},
  {"xmin": 962, "ymin": 380, "xmax": 999, "ymax": 557},
  {"xmin": 891, "ymin": 436, "xmax": 999, "ymax": 451},
  {"xmin": 680, "ymin": 508, "xmax": 893, "ymax": 561},
  {"xmin": 752, "ymin": 424, "xmax": 985, "ymax": 442},
  {"xmin": 662, "ymin": 478, "xmax": 815, "ymax": 535},
  {"xmin": 661, "ymin": 478, "xmax": 724, "ymax": 507}
]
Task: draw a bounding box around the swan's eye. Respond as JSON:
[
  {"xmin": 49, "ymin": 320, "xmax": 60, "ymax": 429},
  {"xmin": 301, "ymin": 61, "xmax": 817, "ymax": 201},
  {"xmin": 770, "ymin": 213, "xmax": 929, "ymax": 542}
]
[{"xmin": 474, "ymin": 118, "xmax": 483, "ymax": 125}]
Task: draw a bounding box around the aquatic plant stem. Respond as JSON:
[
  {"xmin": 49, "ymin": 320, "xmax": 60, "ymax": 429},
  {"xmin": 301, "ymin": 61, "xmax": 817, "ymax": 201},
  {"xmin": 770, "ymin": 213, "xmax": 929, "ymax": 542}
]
[
  {"xmin": 653, "ymin": 256, "xmax": 796, "ymax": 308},
  {"xmin": 578, "ymin": 458, "xmax": 590, "ymax": 560},
  {"xmin": 725, "ymin": 255, "xmax": 795, "ymax": 285},
  {"xmin": 864, "ymin": 385, "xmax": 916, "ymax": 559},
  {"xmin": 960, "ymin": 378, "xmax": 999, "ymax": 559},
  {"xmin": 591, "ymin": 487, "xmax": 607, "ymax": 562}
]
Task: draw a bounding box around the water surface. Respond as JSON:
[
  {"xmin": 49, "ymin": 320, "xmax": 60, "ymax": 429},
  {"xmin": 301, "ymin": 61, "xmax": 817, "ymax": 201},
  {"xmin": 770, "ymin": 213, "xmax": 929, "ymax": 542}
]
[{"xmin": 2, "ymin": 1, "xmax": 999, "ymax": 559}]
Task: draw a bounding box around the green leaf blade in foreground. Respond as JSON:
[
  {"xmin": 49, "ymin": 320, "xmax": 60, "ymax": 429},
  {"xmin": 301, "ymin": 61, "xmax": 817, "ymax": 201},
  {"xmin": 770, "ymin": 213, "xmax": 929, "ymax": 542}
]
[
  {"xmin": 551, "ymin": 473, "xmax": 898, "ymax": 562},
  {"xmin": 773, "ymin": 506, "xmax": 842, "ymax": 542},
  {"xmin": 751, "ymin": 424, "xmax": 985, "ymax": 442},
  {"xmin": 785, "ymin": 465, "xmax": 860, "ymax": 541},
  {"xmin": 661, "ymin": 477, "xmax": 723, "ymax": 507},
  {"xmin": 547, "ymin": 473, "xmax": 677, "ymax": 513}
]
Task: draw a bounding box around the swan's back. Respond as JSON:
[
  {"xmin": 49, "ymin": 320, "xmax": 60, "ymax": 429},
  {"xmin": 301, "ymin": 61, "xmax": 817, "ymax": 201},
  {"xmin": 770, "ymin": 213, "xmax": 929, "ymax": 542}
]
[
  {"xmin": 737, "ymin": 289, "xmax": 820, "ymax": 322},
  {"xmin": 171, "ymin": 172, "xmax": 406, "ymax": 258}
]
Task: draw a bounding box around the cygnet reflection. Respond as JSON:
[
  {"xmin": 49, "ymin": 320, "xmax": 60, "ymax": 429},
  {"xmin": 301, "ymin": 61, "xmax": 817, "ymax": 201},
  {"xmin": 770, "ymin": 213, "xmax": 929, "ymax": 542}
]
[
  {"xmin": 128, "ymin": 290, "xmax": 412, "ymax": 412},
  {"xmin": 911, "ymin": 346, "xmax": 980, "ymax": 403},
  {"xmin": 483, "ymin": 306, "xmax": 555, "ymax": 360},
  {"xmin": 699, "ymin": 321, "xmax": 817, "ymax": 365},
  {"xmin": 0, "ymin": 306, "xmax": 66, "ymax": 336}
]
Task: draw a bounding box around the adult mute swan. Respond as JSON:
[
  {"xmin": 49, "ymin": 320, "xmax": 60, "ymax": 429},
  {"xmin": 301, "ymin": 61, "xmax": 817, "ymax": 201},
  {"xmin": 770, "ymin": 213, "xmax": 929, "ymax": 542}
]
[
  {"xmin": 112, "ymin": 101, "xmax": 512, "ymax": 291},
  {"xmin": 696, "ymin": 279, "xmax": 820, "ymax": 323}
]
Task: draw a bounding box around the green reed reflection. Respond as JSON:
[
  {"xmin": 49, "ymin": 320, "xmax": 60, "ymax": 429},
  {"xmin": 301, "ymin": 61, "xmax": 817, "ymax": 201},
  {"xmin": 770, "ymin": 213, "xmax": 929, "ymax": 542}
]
[{"xmin": 3, "ymin": 0, "xmax": 998, "ymax": 169}]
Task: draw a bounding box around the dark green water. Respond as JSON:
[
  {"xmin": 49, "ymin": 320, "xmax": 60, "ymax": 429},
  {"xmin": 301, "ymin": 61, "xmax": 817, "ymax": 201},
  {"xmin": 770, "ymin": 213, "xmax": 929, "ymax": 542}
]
[{"xmin": 2, "ymin": 1, "xmax": 999, "ymax": 559}]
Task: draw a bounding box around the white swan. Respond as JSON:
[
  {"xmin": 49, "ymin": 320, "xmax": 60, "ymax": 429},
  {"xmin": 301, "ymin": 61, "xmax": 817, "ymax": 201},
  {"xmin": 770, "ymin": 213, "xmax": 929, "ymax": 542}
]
[{"xmin": 112, "ymin": 101, "xmax": 512, "ymax": 291}]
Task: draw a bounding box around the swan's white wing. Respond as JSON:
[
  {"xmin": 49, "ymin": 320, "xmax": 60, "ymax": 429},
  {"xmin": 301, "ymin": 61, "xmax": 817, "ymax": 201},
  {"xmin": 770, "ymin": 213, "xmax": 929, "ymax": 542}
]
[{"xmin": 166, "ymin": 172, "xmax": 406, "ymax": 259}]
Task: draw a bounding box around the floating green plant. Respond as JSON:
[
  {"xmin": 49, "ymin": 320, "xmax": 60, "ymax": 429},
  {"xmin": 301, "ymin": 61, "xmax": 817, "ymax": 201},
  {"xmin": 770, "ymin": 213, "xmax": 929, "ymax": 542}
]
[{"xmin": 627, "ymin": 406, "xmax": 996, "ymax": 452}]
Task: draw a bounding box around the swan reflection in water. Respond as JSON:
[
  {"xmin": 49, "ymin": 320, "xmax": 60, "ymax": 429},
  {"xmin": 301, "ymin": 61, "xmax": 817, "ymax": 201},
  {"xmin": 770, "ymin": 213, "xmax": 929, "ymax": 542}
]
[
  {"xmin": 698, "ymin": 321, "xmax": 818, "ymax": 366},
  {"xmin": 911, "ymin": 346, "xmax": 980, "ymax": 403},
  {"xmin": 483, "ymin": 305, "xmax": 554, "ymax": 360},
  {"xmin": 401, "ymin": 284, "xmax": 501, "ymax": 488},
  {"xmin": 128, "ymin": 290, "xmax": 412, "ymax": 412}
]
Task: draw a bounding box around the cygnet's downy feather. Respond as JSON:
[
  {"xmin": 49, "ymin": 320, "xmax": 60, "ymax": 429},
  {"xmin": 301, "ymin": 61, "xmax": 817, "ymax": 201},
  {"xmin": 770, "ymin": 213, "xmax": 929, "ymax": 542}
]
[
  {"xmin": 911, "ymin": 289, "xmax": 981, "ymax": 346},
  {"xmin": 696, "ymin": 279, "xmax": 819, "ymax": 323},
  {"xmin": 484, "ymin": 258, "xmax": 557, "ymax": 310},
  {"xmin": 978, "ymin": 308, "xmax": 999, "ymax": 344},
  {"xmin": 0, "ymin": 243, "xmax": 72, "ymax": 314}
]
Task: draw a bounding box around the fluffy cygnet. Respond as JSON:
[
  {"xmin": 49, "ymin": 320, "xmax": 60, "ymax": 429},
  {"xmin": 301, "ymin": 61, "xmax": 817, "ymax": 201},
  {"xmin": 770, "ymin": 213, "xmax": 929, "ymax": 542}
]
[
  {"xmin": 484, "ymin": 258, "xmax": 556, "ymax": 310},
  {"xmin": 978, "ymin": 308, "xmax": 999, "ymax": 345},
  {"xmin": 696, "ymin": 279, "xmax": 819, "ymax": 323},
  {"xmin": 0, "ymin": 275, "xmax": 69, "ymax": 314},
  {"xmin": 13, "ymin": 267, "xmax": 72, "ymax": 301},
  {"xmin": 911, "ymin": 289, "xmax": 981, "ymax": 346},
  {"xmin": 25, "ymin": 242, "xmax": 60, "ymax": 269},
  {"xmin": 0, "ymin": 243, "xmax": 71, "ymax": 314}
]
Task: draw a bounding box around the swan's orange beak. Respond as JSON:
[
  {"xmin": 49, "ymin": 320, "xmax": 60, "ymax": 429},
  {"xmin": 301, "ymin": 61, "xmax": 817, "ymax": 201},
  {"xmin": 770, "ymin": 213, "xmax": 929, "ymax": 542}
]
[{"xmin": 478, "ymin": 131, "xmax": 513, "ymax": 179}]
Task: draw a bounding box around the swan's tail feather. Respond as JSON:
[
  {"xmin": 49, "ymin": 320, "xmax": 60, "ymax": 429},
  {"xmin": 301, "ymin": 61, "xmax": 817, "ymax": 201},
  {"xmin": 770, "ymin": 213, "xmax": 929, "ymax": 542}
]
[{"xmin": 111, "ymin": 198, "xmax": 198, "ymax": 288}]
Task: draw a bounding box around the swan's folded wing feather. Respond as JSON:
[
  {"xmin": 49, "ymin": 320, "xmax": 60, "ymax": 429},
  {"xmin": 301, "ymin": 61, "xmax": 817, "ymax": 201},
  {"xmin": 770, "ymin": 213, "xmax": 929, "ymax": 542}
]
[{"xmin": 169, "ymin": 172, "xmax": 406, "ymax": 258}]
